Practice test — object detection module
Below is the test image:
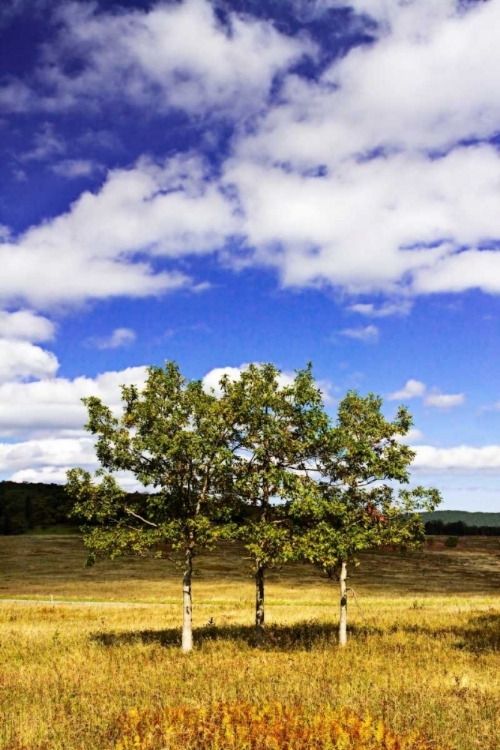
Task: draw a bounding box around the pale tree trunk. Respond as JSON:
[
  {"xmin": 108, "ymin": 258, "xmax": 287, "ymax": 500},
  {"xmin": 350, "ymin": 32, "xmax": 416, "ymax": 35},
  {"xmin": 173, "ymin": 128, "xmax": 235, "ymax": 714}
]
[
  {"xmin": 339, "ymin": 560, "xmax": 348, "ymax": 647},
  {"xmin": 255, "ymin": 558, "xmax": 265, "ymax": 644},
  {"xmin": 182, "ymin": 547, "xmax": 193, "ymax": 653}
]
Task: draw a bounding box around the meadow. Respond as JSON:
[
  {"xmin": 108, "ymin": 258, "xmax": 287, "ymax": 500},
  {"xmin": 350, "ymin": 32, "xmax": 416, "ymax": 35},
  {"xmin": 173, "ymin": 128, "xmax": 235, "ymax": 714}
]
[{"xmin": 2, "ymin": 534, "xmax": 500, "ymax": 749}]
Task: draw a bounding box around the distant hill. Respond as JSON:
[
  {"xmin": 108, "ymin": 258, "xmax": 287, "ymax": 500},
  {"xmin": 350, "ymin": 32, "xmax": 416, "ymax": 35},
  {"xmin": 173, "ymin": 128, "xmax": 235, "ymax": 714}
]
[
  {"xmin": 419, "ymin": 510, "xmax": 500, "ymax": 528},
  {"xmin": 0, "ymin": 481, "xmax": 144, "ymax": 535},
  {"xmin": 2, "ymin": 480, "xmax": 500, "ymax": 534}
]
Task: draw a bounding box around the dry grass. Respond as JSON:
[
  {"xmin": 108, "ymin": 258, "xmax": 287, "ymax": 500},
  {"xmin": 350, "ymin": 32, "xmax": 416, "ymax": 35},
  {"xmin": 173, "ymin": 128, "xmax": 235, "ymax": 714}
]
[{"xmin": 1, "ymin": 535, "xmax": 500, "ymax": 749}]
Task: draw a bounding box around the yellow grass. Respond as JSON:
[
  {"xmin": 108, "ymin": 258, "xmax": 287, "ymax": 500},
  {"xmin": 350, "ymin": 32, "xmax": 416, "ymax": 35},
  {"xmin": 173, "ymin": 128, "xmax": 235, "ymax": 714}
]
[{"xmin": 1, "ymin": 535, "xmax": 500, "ymax": 749}]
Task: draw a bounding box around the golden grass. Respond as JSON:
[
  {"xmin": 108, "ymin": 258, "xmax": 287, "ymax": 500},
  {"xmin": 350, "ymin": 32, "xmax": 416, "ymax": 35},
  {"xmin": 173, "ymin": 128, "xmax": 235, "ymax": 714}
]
[
  {"xmin": 1, "ymin": 536, "xmax": 500, "ymax": 749},
  {"xmin": 111, "ymin": 703, "xmax": 445, "ymax": 749}
]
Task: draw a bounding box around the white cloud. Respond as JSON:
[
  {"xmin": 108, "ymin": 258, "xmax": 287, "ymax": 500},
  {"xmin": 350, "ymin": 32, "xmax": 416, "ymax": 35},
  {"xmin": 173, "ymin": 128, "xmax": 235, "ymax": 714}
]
[
  {"xmin": 1, "ymin": 0, "xmax": 310, "ymax": 117},
  {"xmin": 0, "ymin": 365, "xmax": 147, "ymax": 438},
  {"xmin": 423, "ymin": 391, "xmax": 465, "ymax": 409},
  {"xmin": 202, "ymin": 364, "xmax": 296, "ymax": 397},
  {"xmin": 389, "ymin": 379, "xmax": 464, "ymax": 409},
  {"xmin": 10, "ymin": 439, "xmax": 500, "ymax": 486},
  {"xmin": 1, "ymin": 437, "xmax": 146, "ymax": 491},
  {"xmin": 202, "ymin": 365, "xmax": 249, "ymax": 397},
  {"xmin": 0, "ymin": 310, "xmax": 55, "ymax": 341},
  {"xmin": 389, "ymin": 379, "xmax": 426, "ymax": 400},
  {"xmin": 219, "ymin": 1, "xmax": 500, "ymax": 300},
  {"xmin": 9, "ymin": 466, "xmax": 80, "ymax": 484},
  {"xmin": 90, "ymin": 327, "xmax": 136, "ymax": 350},
  {"xmin": 401, "ymin": 427, "xmax": 425, "ymax": 444},
  {"xmin": 413, "ymin": 445, "xmax": 500, "ymax": 473},
  {"xmin": 348, "ymin": 300, "xmax": 411, "ymax": 317},
  {"xmin": 0, "ymin": 436, "xmax": 97, "ymax": 474},
  {"xmin": 51, "ymin": 159, "xmax": 101, "ymax": 178},
  {"xmin": 4, "ymin": 0, "xmax": 500, "ymax": 313},
  {"xmin": 339, "ymin": 325, "xmax": 379, "ymax": 343},
  {"xmin": 239, "ymin": 1, "xmax": 500, "ymax": 162},
  {"xmin": 0, "ymin": 340, "xmax": 59, "ymax": 384},
  {"xmin": 224, "ymin": 144, "xmax": 500, "ymax": 296},
  {"xmin": 0, "ymin": 155, "xmax": 238, "ymax": 308},
  {"xmin": 202, "ymin": 363, "xmax": 334, "ymax": 404},
  {"xmin": 20, "ymin": 122, "xmax": 65, "ymax": 161},
  {"xmin": 8, "ymin": 465, "xmax": 149, "ymax": 492},
  {"xmin": 413, "ymin": 250, "xmax": 500, "ymax": 296}
]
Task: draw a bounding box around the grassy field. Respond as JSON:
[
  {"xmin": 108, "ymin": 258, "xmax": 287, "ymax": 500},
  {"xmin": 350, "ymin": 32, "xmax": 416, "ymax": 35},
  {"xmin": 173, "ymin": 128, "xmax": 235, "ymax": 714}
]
[{"xmin": 1, "ymin": 535, "xmax": 500, "ymax": 749}]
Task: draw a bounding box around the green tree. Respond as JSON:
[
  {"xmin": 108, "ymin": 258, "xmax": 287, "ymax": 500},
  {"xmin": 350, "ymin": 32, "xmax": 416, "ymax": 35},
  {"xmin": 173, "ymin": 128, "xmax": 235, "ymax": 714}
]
[
  {"xmin": 66, "ymin": 362, "xmax": 236, "ymax": 652},
  {"xmin": 290, "ymin": 391, "xmax": 440, "ymax": 646},
  {"xmin": 218, "ymin": 363, "xmax": 328, "ymax": 642}
]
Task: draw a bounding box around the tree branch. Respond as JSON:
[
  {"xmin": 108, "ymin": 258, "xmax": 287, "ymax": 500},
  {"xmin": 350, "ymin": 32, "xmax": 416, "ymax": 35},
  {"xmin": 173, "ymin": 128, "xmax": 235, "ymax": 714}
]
[{"xmin": 124, "ymin": 508, "xmax": 158, "ymax": 528}]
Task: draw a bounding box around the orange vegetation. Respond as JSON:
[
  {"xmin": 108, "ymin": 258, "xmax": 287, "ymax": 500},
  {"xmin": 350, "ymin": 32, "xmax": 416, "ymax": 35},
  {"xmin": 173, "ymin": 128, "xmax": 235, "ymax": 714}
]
[{"xmin": 111, "ymin": 703, "xmax": 445, "ymax": 750}]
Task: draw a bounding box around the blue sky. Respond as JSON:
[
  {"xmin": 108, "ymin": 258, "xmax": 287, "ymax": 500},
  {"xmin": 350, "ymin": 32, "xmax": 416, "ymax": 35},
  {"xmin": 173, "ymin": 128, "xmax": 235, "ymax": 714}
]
[{"xmin": 1, "ymin": 0, "xmax": 500, "ymax": 510}]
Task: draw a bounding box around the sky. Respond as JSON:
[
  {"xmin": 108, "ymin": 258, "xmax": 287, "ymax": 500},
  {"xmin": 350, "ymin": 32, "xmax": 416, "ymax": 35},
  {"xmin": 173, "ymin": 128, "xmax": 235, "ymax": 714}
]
[{"xmin": 1, "ymin": 0, "xmax": 500, "ymax": 511}]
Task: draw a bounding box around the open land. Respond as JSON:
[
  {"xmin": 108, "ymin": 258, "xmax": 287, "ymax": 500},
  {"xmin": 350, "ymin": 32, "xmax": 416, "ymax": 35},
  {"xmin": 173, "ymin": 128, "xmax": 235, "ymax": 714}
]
[{"xmin": 2, "ymin": 534, "xmax": 500, "ymax": 749}]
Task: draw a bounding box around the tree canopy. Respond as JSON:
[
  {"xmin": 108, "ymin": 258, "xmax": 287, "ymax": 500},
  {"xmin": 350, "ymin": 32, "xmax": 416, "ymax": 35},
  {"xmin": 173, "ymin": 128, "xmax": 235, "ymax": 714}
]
[
  {"xmin": 290, "ymin": 391, "xmax": 440, "ymax": 645},
  {"xmin": 66, "ymin": 362, "xmax": 440, "ymax": 650},
  {"xmin": 216, "ymin": 362, "xmax": 329, "ymax": 641},
  {"xmin": 67, "ymin": 361, "xmax": 237, "ymax": 651}
]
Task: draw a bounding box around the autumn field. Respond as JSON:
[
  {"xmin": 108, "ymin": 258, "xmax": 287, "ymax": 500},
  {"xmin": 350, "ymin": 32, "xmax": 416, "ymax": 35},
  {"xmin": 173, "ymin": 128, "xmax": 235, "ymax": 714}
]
[{"xmin": 2, "ymin": 535, "xmax": 500, "ymax": 749}]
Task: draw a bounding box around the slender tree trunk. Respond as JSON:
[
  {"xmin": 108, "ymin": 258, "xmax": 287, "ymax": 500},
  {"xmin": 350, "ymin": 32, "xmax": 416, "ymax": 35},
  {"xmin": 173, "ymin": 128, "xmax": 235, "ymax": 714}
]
[
  {"xmin": 255, "ymin": 558, "xmax": 265, "ymax": 644},
  {"xmin": 339, "ymin": 560, "xmax": 348, "ymax": 647},
  {"xmin": 182, "ymin": 547, "xmax": 193, "ymax": 653}
]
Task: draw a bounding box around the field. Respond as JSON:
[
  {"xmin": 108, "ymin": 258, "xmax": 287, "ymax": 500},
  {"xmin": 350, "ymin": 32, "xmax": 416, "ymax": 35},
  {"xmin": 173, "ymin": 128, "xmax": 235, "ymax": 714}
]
[{"xmin": 2, "ymin": 534, "xmax": 500, "ymax": 749}]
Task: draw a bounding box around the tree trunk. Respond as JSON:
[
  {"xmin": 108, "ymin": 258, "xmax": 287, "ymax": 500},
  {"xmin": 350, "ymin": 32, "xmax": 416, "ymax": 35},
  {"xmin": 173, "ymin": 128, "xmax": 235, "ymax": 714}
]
[
  {"xmin": 339, "ymin": 560, "xmax": 348, "ymax": 647},
  {"xmin": 255, "ymin": 558, "xmax": 265, "ymax": 644},
  {"xmin": 182, "ymin": 547, "xmax": 193, "ymax": 653}
]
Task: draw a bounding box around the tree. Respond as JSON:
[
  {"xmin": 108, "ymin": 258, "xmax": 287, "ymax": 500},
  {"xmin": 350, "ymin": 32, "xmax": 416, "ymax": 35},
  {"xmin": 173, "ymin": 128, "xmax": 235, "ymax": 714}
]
[
  {"xmin": 218, "ymin": 363, "xmax": 328, "ymax": 643},
  {"xmin": 290, "ymin": 391, "xmax": 440, "ymax": 646},
  {"xmin": 66, "ymin": 362, "xmax": 236, "ymax": 652}
]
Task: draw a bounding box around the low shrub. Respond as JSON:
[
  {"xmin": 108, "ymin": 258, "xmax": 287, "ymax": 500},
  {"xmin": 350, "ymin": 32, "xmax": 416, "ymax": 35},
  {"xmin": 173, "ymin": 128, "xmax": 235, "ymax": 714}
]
[
  {"xmin": 111, "ymin": 702, "xmax": 445, "ymax": 750},
  {"xmin": 445, "ymin": 536, "xmax": 459, "ymax": 548}
]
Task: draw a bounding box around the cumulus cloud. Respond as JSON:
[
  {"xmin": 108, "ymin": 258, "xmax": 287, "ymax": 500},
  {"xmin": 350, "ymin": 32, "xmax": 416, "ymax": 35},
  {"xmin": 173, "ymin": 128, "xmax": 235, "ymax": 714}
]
[
  {"xmin": 389, "ymin": 379, "xmax": 426, "ymax": 400},
  {"xmin": 203, "ymin": 365, "xmax": 248, "ymax": 396},
  {"xmin": 0, "ymin": 437, "xmax": 148, "ymax": 492},
  {"xmin": 3, "ymin": 1, "xmax": 500, "ymax": 308},
  {"xmin": 413, "ymin": 445, "xmax": 500, "ymax": 473},
  {"xmin": 0, "ymin": 365, "xmax": 147, "ymax": 438},
  {"xmin": 224, "ymin": 144, "xmax": 500, "ymax": 296},
  {"xmin": 0, "ymin": 0, "xmax": 310, "ymax": 116},
  {"xmin": 423, "ymin": 391, "xmax": 465, "ymax": 409},
  {"xmin": 9, "ymin": 465, "xmax": 147, "ymax": 491},
  {"xmin": 0, "ymin": 340, "xmax": 59, "ymax": 384},
  {"xmin": 9, "ymin": 438, "xmax": 500, "ymax": 485},
  {"xmin": 238, "ymin": 0, "xmax": 500, "ymax": 161},
  {"xmin": 89, "ymin": 327, "xmax": 136, "ymax": 350},
  {"xmin": 202, "ymin": 363, "xmax": 334, "ymax": 404},
  {"xmin": 0, "ymin": 436, "xmax": 97, "ymax": 474},
  {"xmin": 202, "ymin": 364, "xmax": 297, "ymax": 397},
  {"xmin": 400, "ymin": 427, "xmax": 425, "ymax": 444},
  {"xmin": 0, "ymin": 310, "xmax": 55, "ymax": 341},
  {"xmin": 389, "ymin": 379, "xmax": 464, "ymax": 409},
  {"xmin": 0, "ymin": 155, "xmax": 238, "ymax": 308},
  {"xmin": 218, "ymin": 1, "xmax": 500, "ymax": 300}
]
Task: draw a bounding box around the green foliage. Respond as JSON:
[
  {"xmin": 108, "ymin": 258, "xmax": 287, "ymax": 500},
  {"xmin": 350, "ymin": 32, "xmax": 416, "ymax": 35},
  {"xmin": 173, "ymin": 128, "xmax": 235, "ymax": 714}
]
[
  {"xmin": 444, "ymin": 536, "xmax": 459, "ymax": 548},
  {"xmin": 290, "ymin": 391, "xmax": 441, "ymax": 576},
  {"xmin": 66, "ymin": 362, "xmax": 237, "ymax": 565},
  {"xmin": 0, "ymin": 481, "xmax": 79, "ymax": 535},
  {"xmin": 216, "ymin": 363, "xmax": 329, "ymax": 570}
]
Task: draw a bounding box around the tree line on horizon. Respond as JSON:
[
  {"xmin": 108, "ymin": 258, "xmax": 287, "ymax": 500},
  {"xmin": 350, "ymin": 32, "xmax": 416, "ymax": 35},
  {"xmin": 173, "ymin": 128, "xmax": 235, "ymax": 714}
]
[
  {"xmin": 3, "ymin": 484, "xmax": 497, "ymax": 538},
  {"xmin": 66, "ymin": 361, "xmax": 441, "ymax": 652},
  {"xmin": 424, "ymin": 519, "xmax": 500, "ymax": 537}
]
